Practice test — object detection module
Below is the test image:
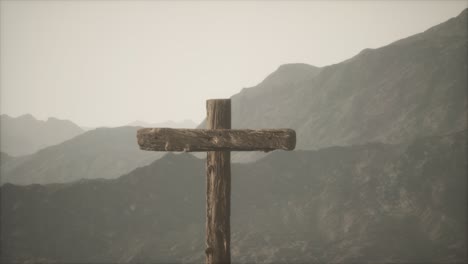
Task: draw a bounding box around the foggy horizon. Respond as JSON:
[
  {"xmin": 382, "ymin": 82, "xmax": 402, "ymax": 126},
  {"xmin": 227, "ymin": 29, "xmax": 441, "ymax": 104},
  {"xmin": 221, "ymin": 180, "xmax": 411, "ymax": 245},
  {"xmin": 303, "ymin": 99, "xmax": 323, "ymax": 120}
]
[{"xmin": 1, "ymin": 1, "xmax": 467, "ymax": 128}]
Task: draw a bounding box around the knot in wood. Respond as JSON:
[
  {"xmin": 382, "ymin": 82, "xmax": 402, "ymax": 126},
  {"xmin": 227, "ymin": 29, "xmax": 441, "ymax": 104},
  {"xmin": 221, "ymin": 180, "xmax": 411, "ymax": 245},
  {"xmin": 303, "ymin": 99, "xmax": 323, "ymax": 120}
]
[
  {"xmin": 207, "ymin": 164, "xmax": 215, "ymax": 175},
  {"xmin": 205, "ymin": 247, "xmax": 214, "ymax": 255}
]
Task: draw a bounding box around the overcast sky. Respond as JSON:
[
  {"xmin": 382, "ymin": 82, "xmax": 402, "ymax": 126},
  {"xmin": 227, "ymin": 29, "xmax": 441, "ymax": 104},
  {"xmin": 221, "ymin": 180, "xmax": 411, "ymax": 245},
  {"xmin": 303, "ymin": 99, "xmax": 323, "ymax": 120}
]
[{"xmin": 1, "ymin": 1, "xmax": 466, "ymax": 127}]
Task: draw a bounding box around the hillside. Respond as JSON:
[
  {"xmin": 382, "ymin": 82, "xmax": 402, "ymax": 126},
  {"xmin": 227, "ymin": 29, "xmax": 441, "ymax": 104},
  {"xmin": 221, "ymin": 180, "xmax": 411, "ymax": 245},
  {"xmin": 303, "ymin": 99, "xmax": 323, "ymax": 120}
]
[
  {"xmin": 0, "ymin": 114, "xmax": 84, "ymax": 156},
  {"xmin": 1, "ymin": 130, "xmax": 465, "ymax": 263},
  {"xmin": 201, "ymin": 9, "xmax": 467, "ymax": 152},
  {"xmin": 0, "ymin": 127, "xmax": 164, "ymax": 185}
]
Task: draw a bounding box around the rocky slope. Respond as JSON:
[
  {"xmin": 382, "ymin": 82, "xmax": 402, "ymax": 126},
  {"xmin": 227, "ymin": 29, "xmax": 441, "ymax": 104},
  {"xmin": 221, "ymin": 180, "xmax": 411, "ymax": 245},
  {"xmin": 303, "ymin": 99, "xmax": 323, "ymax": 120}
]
[
  {"xmin": 0, "ymin": 114, "xmax": 84, "ymax": 156},
  {"xmin": 202, "ymin": 9, "xmax": 467, "ymax": 152},
  {"xmin": 1, "ymin": 130, "xmax": 465, "ymax": 263}
]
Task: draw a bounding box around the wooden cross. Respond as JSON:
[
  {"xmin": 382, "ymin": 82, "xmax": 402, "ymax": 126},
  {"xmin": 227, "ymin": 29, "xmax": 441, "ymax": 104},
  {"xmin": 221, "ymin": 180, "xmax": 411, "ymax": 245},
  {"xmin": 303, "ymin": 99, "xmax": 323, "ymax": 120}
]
[{"xmin": 137, "ymin": 99, "xmax": 296, "ymax": 264}]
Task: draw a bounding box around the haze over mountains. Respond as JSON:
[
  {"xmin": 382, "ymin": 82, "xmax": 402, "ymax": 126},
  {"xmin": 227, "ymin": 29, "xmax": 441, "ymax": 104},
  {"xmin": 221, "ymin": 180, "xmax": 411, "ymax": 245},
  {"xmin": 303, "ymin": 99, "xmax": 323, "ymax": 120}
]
[
  {"xmin": 1, "ymin": 127, "xmax": 164, "ymax": 185},
  {"xmin": 0, "ymin": 8, "xmax": 467, "ymax": 263},
  {"xmin": 0, "ymin": 114, "xmax": 84, "ymax": 156},
  {"xmin": 0, "ymin": 116, "xmax": 195, "ymax": 185},
  {"xmin": 3, "ymin": 9, "xmax": 467, "ymax": 180}
]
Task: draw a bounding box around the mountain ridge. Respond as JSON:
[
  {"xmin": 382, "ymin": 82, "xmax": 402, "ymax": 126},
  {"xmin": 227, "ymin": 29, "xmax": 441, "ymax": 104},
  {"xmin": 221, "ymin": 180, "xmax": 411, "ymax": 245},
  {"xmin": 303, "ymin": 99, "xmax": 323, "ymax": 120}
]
[
  {"xmin": 220, "ymin": 8, "xmax": 467, "ymax": 154},
  {"xmin": 0, "ymin": 126, "xmax": 164, "ymax": 185},
  {"xmin": 1, "ymin": 129, "xmax": 465, "ymax": 263},
  {"xmin": 0, "ymin": 114, "xmax": 84, "ymax": 157}
]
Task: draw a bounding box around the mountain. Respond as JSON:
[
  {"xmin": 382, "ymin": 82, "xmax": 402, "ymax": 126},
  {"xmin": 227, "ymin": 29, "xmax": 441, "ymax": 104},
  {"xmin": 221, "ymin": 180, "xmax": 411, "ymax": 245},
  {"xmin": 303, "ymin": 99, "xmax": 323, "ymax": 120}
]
[
  {"xmin": 199, "ymin": 63, "xmax": 322, "ymax": 163},
  {"xmin": 0, "ymin": 127, "xmax": 164, "ymax": 185},
  {"xmin": 0, "ymin": 9, "xmax": 466, "ymax": 263},
  {"xmin": 201, "ymin": 9, "xmax": 467, "ymax": 152},
  {"xmin": 127, "ymin": 119, "xmax": 197, "ymax": 128},
  {"xmin": 80, "ymin": 126, "xmax": 97, "ymax": 131},
  {"xmin": 0, "ymin": 114, "xmax": 84, "ymax": 156},
  {"xmin": 1, "ymin": 130, "xmax": 465, "ymax": 263}
]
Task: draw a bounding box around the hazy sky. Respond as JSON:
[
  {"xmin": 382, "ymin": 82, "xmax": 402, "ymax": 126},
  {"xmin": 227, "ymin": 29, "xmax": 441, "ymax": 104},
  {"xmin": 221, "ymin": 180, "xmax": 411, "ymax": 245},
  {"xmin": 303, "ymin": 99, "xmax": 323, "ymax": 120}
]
[{"xmin": 1, "ymin": 1, "xmax": 466, "ymax": 127}]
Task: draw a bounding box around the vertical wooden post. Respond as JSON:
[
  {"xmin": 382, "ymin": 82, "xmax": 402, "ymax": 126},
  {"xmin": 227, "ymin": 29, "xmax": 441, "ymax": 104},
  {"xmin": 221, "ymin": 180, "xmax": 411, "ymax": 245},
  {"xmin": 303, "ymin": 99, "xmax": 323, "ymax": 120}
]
[{"xmin": 205, "ymin": 99, "xmax": 231, "ymax": 264}]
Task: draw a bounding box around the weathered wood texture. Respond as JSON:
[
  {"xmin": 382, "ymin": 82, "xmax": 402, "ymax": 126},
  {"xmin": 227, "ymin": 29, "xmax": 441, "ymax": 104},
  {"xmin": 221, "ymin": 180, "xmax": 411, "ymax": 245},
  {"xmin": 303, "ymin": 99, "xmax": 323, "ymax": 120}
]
[
  {"xmin": 205, "ymin": 99, "xmax": 231, "ymax": 264},
  {"xmin": 135, "ymin": 98, "xmax": 297, "ymax": 264},
  {"xmin": 137, "ymin": 128, "xmax": 296, "ymax": 152}
]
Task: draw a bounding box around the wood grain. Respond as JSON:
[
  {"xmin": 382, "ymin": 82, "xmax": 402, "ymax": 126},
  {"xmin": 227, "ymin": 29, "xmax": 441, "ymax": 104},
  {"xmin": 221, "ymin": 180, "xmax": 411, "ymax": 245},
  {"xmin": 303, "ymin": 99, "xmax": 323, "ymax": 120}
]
[
  {"xmin": 205, "ymin": 99, "xmax": 231, "ymax": 264},
  {"xmin": 135, "ymin": 98, "xmax": 296, "ymax": 264},
  {"xmin": 137, "ymin": 128, "xmax": 296, "ymax": 152}
]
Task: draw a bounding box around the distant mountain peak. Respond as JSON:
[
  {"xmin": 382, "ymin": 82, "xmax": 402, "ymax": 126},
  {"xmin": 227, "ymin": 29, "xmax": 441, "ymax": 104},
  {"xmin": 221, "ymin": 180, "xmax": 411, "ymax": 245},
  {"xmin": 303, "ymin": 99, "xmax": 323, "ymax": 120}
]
[
  {"xmin": 2, "ymin": 114, "xmax": 76, "ymax": 124},
  {"xmin": 457, "ymin": 7, "xmax": 467, "ymax": 18},
  {"xmin": 46, "ymin": 117, "xmax": 61, "ymax": 122},
  {"xmin": 272, "ymin": 63, "xmax": 320, "ymax": 78},
  {"xmin": 17, "ymin": 113, "xmax": 36, "ymax": 121},
  {"xmin": 345, "ymin": 8, "xmax": 467, "ymax": 66},
  {"xmin": 225, "ymin": 10, "xmax": 467, "ymax": 153},
  {"xmin": 254, "ymin": 63, "xmax": 321, "ymax": 89},
  {"xmin": 277, "ymin": 63, "xmax": 319, "ymax": 71},
  {"xmin": 1, "ymin": 114, "xmax": 84, "ymax": 156}
]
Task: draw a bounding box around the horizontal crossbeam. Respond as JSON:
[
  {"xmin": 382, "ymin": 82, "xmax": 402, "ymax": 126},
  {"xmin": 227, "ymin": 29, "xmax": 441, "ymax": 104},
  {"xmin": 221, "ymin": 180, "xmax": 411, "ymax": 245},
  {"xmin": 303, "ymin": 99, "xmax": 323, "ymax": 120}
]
[{"xmin": 137, "ymin": 128, "xmax": 296, "ymax": 152}]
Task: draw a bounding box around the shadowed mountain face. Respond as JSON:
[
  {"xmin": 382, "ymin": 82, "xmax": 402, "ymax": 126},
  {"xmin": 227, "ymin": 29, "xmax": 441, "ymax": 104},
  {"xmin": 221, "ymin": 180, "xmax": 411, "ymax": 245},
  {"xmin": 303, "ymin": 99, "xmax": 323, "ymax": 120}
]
[
  {"xmin": 201, "ymin": 9, "xmax": 467, "ymax": 153},
  {"xmin": 1, "ymin": 131, "xmax": 466, "ymax": 263},
  {"xmin": 0, "ymin": 114, "xmax": 84, "ymax": 156},
  {"xmin": 0, "ymin": 127, "xmax": 164, "ymax": 185}
]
